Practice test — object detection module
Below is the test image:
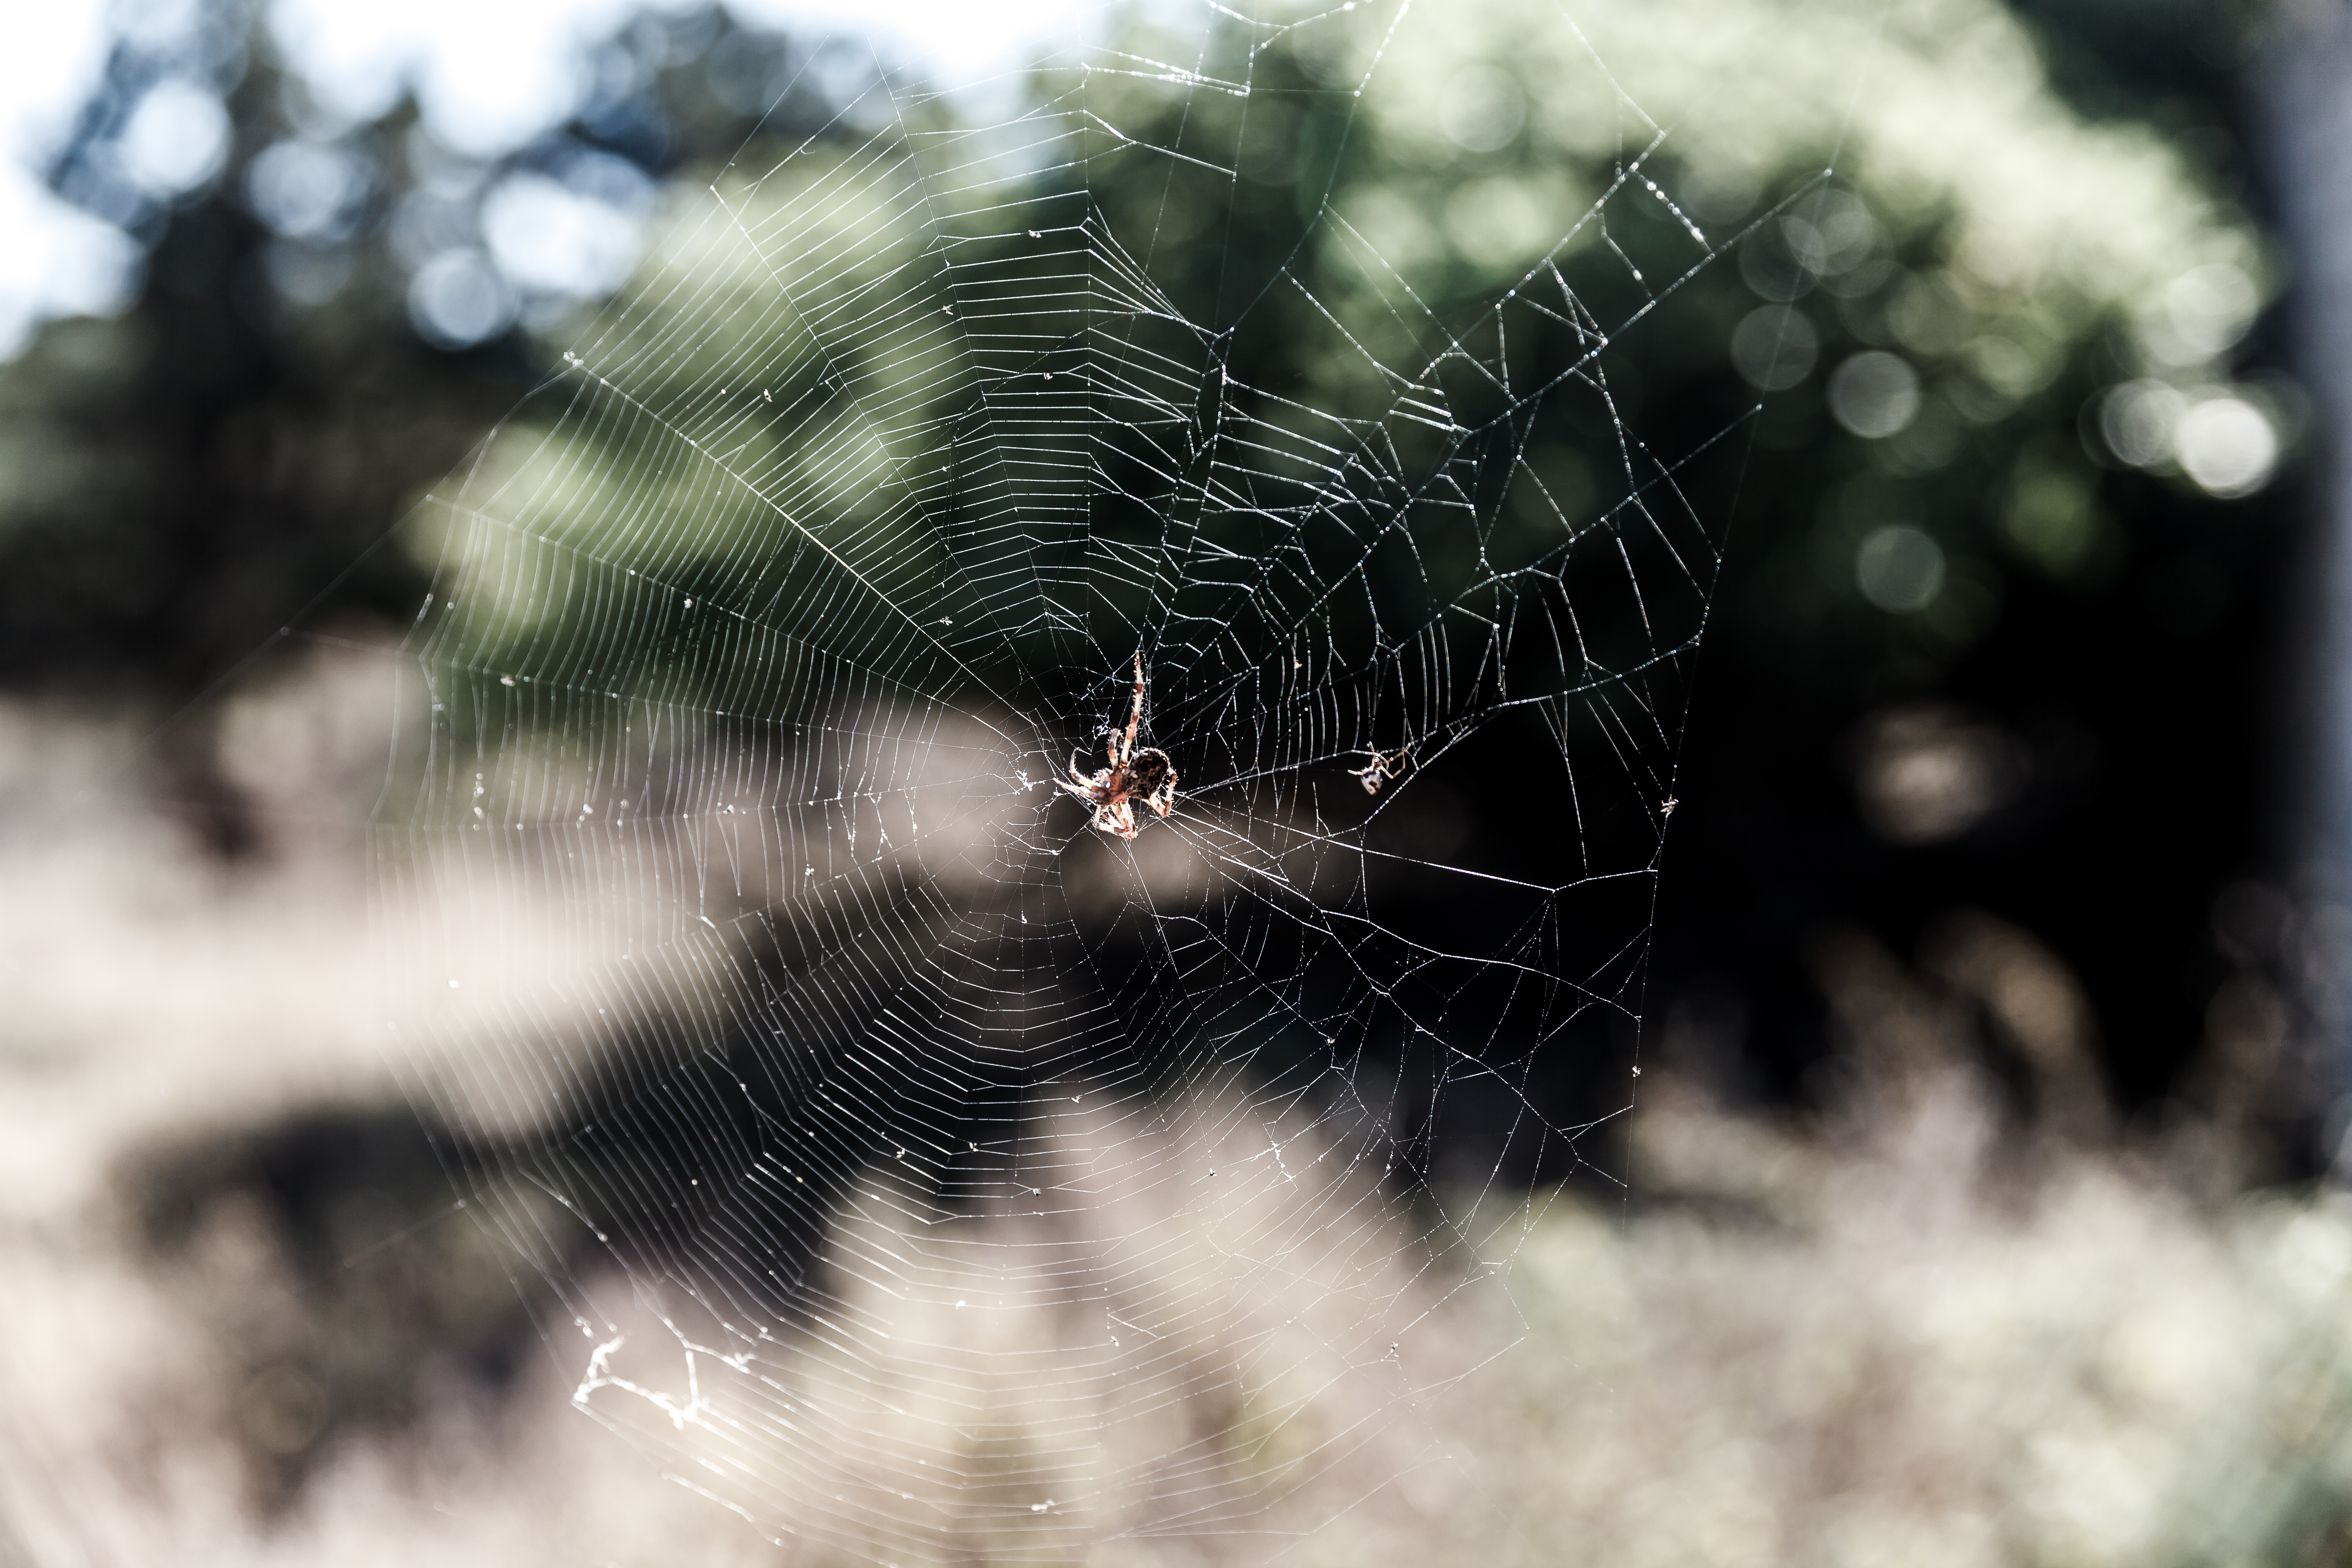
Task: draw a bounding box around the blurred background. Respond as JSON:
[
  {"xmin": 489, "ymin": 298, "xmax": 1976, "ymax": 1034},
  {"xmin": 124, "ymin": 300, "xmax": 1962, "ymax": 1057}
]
[{"xmin": 8, "ymin": 0, "xmax": 2352, "ymax": 1561}]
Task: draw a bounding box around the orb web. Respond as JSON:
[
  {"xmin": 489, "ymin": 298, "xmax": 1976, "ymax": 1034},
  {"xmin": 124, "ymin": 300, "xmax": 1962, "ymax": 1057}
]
[{"xmin": 370, "ymin": 2, "xmax": 1778, "ymax": 1557}]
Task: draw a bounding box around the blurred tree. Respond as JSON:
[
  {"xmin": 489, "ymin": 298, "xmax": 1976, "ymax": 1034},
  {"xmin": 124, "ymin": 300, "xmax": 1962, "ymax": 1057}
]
[
  {"xmin": 0, "ymin": 3, "xmax": 856, "ymax": 712},
  {"xmin": 1034, "ymin": 0, "xmax": 2303, "ymax": 1140}
]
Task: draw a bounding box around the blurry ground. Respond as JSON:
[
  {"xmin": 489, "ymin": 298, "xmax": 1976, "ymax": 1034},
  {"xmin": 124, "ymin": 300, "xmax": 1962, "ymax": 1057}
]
[{"xmin": 5, "ymin": 660, "xmax": 2352, "ymax": 1566}]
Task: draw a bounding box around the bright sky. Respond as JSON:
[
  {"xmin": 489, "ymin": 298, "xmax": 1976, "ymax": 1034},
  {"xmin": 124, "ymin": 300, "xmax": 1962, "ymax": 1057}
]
[
  {"xmin": 0, "ymin": 0, "xmax": 1093, "ymax": 358},
  {"xmin": 0, "ymin": 0, "xmax": 134, "ymax": 357},
  {"xmin": 273, "ymin": 0, "xmax": 1092, "ymax": 152}
]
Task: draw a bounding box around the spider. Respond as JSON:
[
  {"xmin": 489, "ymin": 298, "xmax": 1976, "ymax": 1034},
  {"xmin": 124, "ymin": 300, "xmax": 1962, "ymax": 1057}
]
[
  {"xmin": 1059, "ymin": 653, "xmax": 1176, "ymax": 840},
  {"xmin": 1349, "ymin": 743, "xmax": 1413, "ymax": 796}
]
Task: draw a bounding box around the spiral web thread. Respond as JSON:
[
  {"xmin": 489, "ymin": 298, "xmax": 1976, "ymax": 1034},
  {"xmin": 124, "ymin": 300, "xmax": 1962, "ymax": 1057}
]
[{"xmin": 373, "ymin": 3, "xmax": 1763, "ymax": 1559}]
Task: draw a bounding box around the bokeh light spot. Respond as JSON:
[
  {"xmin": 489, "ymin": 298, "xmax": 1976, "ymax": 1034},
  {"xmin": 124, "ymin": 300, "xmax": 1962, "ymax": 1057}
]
[
  {"xmin": 1856, "ymin": 524, "xmax": 1945, "ymax": 613},
  {"xmin": 408, "ymin": 248, "xmax": 515, "ymax": 348},
  {"xmin": 2175, "ymin": 396, "xmax": 2279, "ymax": 498},
  {"xmin": 1437, "ymin": 65, "xmax": 1524, "ymax": 152},
  {"xmin": 1732, "ymin": 304, "xmax": 1818, "ymax": 390},
  {"xmin": 1827, "ymin": 351, "xmax": 1919, "ymax": 438},
  {"xmin": 119, "ymin": 79, "xmax": 230, "ymax": 197}
]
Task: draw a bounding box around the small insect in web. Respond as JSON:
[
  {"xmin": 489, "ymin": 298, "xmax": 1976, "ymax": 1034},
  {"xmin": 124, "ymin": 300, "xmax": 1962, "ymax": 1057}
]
[
  {"xmin": 1349, "ymin": 743, "xmax": 1414, "ymax": 796},
  {"xmin": 1059, "ymin": 653, "xmax": 1177, "ymax": 840}
]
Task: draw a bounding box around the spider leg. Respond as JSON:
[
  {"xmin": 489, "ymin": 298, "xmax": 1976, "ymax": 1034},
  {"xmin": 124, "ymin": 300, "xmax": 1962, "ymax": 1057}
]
[{"xmin": 1117, "ymin": 652, "xmax": 1145, "ymax": 768}]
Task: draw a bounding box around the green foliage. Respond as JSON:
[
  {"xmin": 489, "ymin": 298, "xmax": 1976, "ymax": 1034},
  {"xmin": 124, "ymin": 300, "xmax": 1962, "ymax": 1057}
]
[{"xmin": 418, "ymin": 0, "xmax": 2271, "ymax": 698}]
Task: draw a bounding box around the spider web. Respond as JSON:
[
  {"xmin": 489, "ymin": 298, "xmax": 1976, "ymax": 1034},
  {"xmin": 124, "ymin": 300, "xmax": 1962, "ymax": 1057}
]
[{"xmin": 371, "ymin": 1, "xmax": 1768, "ymax": 1558}]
